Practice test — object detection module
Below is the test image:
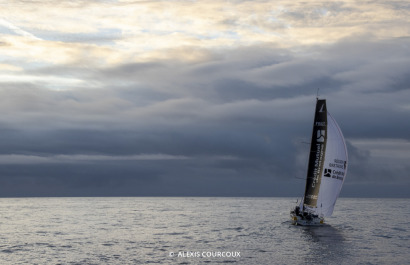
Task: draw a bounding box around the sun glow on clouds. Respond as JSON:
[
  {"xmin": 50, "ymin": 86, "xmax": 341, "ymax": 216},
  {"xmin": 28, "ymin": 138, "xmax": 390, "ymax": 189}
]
[{"xmin": 1, "ymin": 0, "xmax": 409, "ymax": 71}]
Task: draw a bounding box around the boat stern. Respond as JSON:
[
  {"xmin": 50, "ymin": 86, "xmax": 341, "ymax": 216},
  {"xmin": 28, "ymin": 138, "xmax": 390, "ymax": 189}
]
[{"xmin": 290, "ymin": 212, "xmax": 324, "ymax": 226}]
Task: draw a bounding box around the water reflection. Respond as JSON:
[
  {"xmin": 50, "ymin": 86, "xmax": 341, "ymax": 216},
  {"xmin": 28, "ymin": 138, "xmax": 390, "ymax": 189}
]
[{"xmin": 301, "ymin": 224, "xmax": 348, "ymax": 264}]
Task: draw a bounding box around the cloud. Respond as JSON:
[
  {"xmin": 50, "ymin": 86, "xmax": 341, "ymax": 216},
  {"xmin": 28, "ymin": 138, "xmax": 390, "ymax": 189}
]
[
  {"xmin": 0, "ymin": 18, "xmax": 41, "ymax": 40},
  {"xmin": 3, "ymin": 0, "xmax": 409, "ymax": 66},
  {"xmin": 348, "ymin": 139, "xmax": 410, "ymax": 180},
  {"xmin": 0, "ymin": 153, "xmax": 191, "ymax": 165},
  {"xmin": 0, "ymin": 1, "xmax": 409, "ymax": 197}
]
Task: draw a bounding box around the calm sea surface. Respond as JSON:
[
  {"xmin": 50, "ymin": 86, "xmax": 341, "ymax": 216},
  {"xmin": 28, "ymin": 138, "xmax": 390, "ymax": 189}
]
[{"xmin": 0, "ymin": 197, "xmax": 408, "ymax": 264}]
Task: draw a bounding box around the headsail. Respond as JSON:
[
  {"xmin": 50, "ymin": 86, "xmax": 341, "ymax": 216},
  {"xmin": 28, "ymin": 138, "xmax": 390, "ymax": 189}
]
[
  {"xmin": 302, "ymin": 99, "xmax": 348, "ymax": 217},
  {"xmin": 316, "ymin": 112, "xmax": 348, "ymax": 216}
]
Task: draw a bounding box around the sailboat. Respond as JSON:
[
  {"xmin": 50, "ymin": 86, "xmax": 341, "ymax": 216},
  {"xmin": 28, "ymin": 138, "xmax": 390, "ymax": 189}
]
[{"xmin": 290, "ymin": 98, "xmax": 348, "ymax": 226}]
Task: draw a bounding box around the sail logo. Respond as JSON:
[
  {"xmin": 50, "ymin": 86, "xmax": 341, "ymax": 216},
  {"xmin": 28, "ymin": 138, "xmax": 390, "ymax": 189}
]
[
  {"xmin": 323, "ymin": 168, "xmax": 345, "ymax": 181},
  {"xmin": 319, "ymin": 104, "xmax": 325, "ymax": 112},
  {"xmin": 324, "ymin": 168, "xmax": 332, "ymax": 177},
  {"xmin": 316, "ymin": 130, "xmax": 325, "ymax": 142}
]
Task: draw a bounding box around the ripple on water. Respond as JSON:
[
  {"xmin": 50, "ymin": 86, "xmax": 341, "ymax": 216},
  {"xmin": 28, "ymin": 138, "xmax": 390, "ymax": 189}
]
[{"xmin": 0, "ymin": 197, "xmax": 408, "ymax": 264}]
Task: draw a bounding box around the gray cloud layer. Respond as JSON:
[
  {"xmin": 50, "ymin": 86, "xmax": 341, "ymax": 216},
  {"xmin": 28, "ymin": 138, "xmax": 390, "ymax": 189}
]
[{"xmin": 1, "ymin": 7, "xmax": 410, "ymax": 197}]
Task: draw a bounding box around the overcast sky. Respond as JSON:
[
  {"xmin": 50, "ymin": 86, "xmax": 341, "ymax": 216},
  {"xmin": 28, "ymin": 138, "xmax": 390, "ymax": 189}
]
[{"xmin": 0, "ymin": 0, "xmax": 409, "ymax": 197}]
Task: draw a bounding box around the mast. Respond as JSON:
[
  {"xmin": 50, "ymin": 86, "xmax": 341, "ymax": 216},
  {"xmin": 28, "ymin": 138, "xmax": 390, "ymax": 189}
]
[{"xmin": 303, "ymin": 99, "xmax": 327, "ymax": 211}]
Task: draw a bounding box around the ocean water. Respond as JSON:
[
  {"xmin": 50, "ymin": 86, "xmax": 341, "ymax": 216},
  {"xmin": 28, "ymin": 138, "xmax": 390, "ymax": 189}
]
[{"xmin": 0, "ymin": 197, "xmax": 409, "ymax": 264}]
